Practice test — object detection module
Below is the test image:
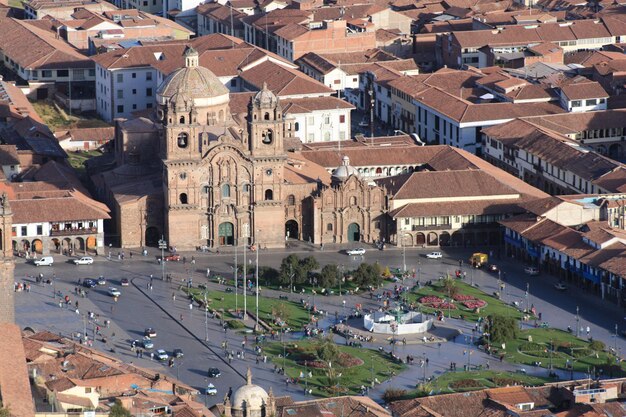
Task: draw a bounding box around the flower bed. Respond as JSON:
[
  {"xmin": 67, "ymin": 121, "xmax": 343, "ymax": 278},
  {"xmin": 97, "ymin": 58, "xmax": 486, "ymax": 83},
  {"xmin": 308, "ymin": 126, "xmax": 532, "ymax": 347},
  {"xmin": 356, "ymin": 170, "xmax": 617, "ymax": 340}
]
[
  {"xmin": 296, "ymin": 353, "xmax": 363, "ymax": 368},
  {"xmin": 420, "ymin": 296, "xmax": 443, "ymax": 304},
  {"xmin": 453, "ymin": 294, "xmax": 475, "ymax": 301},
  {"xmin": 449, "ymin": 379, "xmax": 484, "ymax": 389},
  {"xmin": 463, "ymin": 300, "xmax": 487, "ymax": 309}
]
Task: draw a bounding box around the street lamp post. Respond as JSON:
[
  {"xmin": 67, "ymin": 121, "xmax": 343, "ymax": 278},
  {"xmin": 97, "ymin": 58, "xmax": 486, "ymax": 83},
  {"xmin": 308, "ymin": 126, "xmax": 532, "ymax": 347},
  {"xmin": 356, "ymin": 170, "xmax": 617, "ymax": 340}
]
[
  {"xmin": 255, "ymin": 233, "xmax": 260, "ymax": 331},
  {"xmin": 158, "ymin": 236, "xmax": 167, "ymax": 281},
  {"xmin": 402, "ymin": 238, "xmax": 406, "ymax": 272},
  {"xmin": 339, "ymin": 264, "xmax": 344, "ymax": 296},
  {"xmin": 234, "ymin": 240, "xmax": 238, "ymax": 313},
  {"xmin": 576, "ymin": 306, "xmax": 580, "ymax": 338},
  {"xmin": 204, "ymin": 290, "xmax": 209, "ymax": 342},
  {"xmin": 525, "ymin": 282, "xmax": 530, "ymax": 314},
  {"xmin": 243, "ymin": 235, "xmax": 247, "ymax": 320},
  {"xmin": 289, "ymin": 264, "xmax": 294, "ymax": 294}
]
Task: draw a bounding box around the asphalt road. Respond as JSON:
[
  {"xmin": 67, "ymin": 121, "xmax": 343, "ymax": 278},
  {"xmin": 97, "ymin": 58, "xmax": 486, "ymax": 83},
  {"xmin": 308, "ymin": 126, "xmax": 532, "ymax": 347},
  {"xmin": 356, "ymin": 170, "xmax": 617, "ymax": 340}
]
[{"xmin": 14, "ymin": 244, "xmax": 626, "ymax": 405}]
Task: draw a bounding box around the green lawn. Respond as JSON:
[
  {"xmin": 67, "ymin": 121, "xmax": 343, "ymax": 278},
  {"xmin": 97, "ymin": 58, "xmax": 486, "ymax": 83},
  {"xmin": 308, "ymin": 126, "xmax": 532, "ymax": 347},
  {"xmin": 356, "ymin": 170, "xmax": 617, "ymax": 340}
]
[
  {"xmin": 185, "ymin": 287, "xmax": 311, "ymax": 329},
  {"xmin": 414, "ymin": 370, "xmax": 550, "ymax": 396},
  {"xmin": 264, "ymin": 340, "xmax": 406, "ymax": 397},
  {"xmin": 502, "ymin": 328, "xmax": 626, "ymax": 376},
  {"xmin": 67, "ymin": 150, "xmax": 102, "ymax": 174},
  {"xmin": 408, "ymin": 280, "xmax": 524, "ymax": 322},
  {"xmin": 30, "ymin": 100, "xmax": 111, "ymax": 131}
]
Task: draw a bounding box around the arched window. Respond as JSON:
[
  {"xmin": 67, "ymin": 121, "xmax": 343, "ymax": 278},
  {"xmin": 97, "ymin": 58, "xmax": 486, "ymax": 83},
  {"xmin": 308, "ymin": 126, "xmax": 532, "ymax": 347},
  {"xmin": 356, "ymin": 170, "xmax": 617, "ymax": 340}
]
[
  {"xmin": 243, "ymin": 183, "xmax": 251, "ymax": 193},
  {"xmin": 376, "ymin": 167, "xmax": 382, "ymax": 174},
  {"xmin": 219, "ymin": 109, "xmax": 224, "ymax": 121},
  {"xmin": 222, "ymin": 184, "xmax": 231, "ymax": 198},
  {"xmin": 326, "ymin": 223, "xmax": 333, "ymax": 231},
  {"xmin": 287, "ymin": 194, "xmax": 295, "ymax": 205},
  {"xmin": 179, "ymin": 116, "xmax": 185, "ymax": 124},
  {"xmin": 201, "ymin": 185, "xmax": 209, "ymax": 194},
  {"xmin": 350, "ymin": 196, "xmax": 357, "ymax": 205},
  {"xmin": 294, "ymin": 122, "xmax": 299, "ymax": 132},
  {"xmin": 262, "ymin": 130, "xmax": 273, "ymax": 145},
  {"xmin": 265, "ymin": 189, "xmax": 273, "ymax": 201},
  {"xmin": 177, "ymin": 132, "xmax": 188, "ymax": 148},
  {"xmin": 264, "ymin": 112, "xmax": 270, "ymax": 120},
  {"xmin": 179, "ymin": 193, "xmax": 188, "ymax": 204}
]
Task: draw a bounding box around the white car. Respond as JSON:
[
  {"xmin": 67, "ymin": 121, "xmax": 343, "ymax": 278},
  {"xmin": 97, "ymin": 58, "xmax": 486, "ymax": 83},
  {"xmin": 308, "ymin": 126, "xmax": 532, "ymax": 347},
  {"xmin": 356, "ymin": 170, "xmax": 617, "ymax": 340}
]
[
  {"xmin": 155, "ymin": 349, "xmax": 169, "ymax": 361},
  {"xmin": 554, "ymin": 282, "xmax": 567, "ymax": 291},
  {"xmin": 74, "ymin": 256, "xmax": 94, "ymax": 265},
  {"xmin": 206, "ymin": 383, "xmax": 218, "ymax": 396},
  {"xmin": 426, "ymin": 252, "xmax": 443, "ymax": 259},
  {"xmin": 347, "ymin": 248, "xmax": 366, "ymax": 256},
  {"xmin": 34, "ymin": 256, "xmax": 54, "ymax": 266},
  {"xmin": 524, "ymin": 266, "xmax": 539, "ymax": 276},
  {"xmin": 97, "ymin": 276, "xmax": 106, "ymax": 286},
  {"xmin": 108, "ymin": 287, "xmax": 121, "ymax": 297}
]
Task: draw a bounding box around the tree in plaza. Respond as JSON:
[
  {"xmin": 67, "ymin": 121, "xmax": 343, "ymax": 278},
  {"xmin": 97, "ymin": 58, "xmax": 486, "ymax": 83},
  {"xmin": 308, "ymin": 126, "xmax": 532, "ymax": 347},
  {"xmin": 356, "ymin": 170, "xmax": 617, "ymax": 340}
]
[
  {"xmin": 271, "ymin": 302, "xmax": 289, "ymax": 325},
  {"xmin": 109, "ymin": 400, "xmax": 131, "ymax": 417},
  {"xmin": 278, "ymin": 254, "xmax": 301, "ymax": 286},
  {"xmin": 319, "ymin": 264, "xmax": 339, "ymax": 288},
  {"xmin": 442, "ymin": 275, "xmax": 459, "ymax": 299},
  {"xmin": 316, "ymin": 337, "xmax": 341, "ymax": 363},
  {"xmin": 353, "ymin": 263, "xmax": 383, "ymax": 287},
  {"xmin": 485, "ymin": 315, "xmax": 518, "ymax": 344}
]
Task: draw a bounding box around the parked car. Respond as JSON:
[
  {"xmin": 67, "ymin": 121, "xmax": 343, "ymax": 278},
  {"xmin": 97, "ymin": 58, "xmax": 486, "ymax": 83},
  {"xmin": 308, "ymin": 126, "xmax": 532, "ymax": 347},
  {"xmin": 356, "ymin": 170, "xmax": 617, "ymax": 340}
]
[
  {"xmin": 554, "ymin": 282, "xmax": 567, "ymax": 291},
  {"xmin": 173, "ymin": 348, "xmax": 184, "ymax": 358},
  {"xmin": 346, "ymin": 248, "xmax": 366, "ymax": 256},
  {"xmin": 34, "ymin": 256, "xmax": 54, "ymax": 266},
  {"xmin": 206, "ymin": 383, "xmax": 217, "ymax": 396},
  {"xmin": 207, "ymin": 368, "xmax": 221, "ymax": 378},
  {"xmin": 160, "ymin": 254, "xmax": 180, "ymax": 262},
  {"xmin": 524, "ymin": 266, "xmax": 539, "ymax": 276},
  {"xmin": 97, "ymin": 276, "xmax": 106, "ymax": 286},
  {"xmin": 73, "ymin": 256, "xmax": 94, "ymax": 265},
  {"xmin": 155, "ymin": 349, "xmax": 169, "ymax": 360},
  {"xmin": 138, "ymin": 338, "xmax": 153, "ymax": 349},
  {"xmin": 108, "ymin": 287, "xmax": 121, "ymax": 297},
  {"xmin": 426, "ymin": 252, "xmax": 442, "ymax": 259},
  {"xmin": 120, "ymin": 278, "xmax": 130, "ymax": 286},
  {"xmin": 487, "ymin": 264, "xmax": 499, "ymax": 273},
  {"xmin": 144, "ymin": 328, "xmax": 157, "ymax": 338},
  {"xmin": 82, "ymin": 279, "xmax": 97, "ymax": 288}
]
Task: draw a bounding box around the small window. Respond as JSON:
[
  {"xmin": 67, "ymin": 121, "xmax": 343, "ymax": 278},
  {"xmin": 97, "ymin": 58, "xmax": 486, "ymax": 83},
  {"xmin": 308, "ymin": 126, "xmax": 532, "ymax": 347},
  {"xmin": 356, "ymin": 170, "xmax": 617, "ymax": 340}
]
[
  {"xmin": 57, "ymin": 69, "xmax": 69, "ymax": 77},
  {"xmin": 117, "ymin": 90, "xmax": 123, "ymax": 99},
  {"xmin": 264, "ymin": 112, "xmax": 270, "ymax": 120},
  {"xmin": 265, "ymin": 189, "xmax": 273, "ymax": 200},
  {"xmin": 177, "ymin": 132, "xmax": 188, "ymax": 148},
  {"xmin": 132, "ymin": 89, "xmax": 137, "ymax": 95},
  {"xmin": 21, "ymin": 226, "xmax": 27, "ymax": 236},
  {"xmin": 222, "ymin": 184, "xmax": 231, "ymax": 198},
  {"xmin": 230, "ymin": 79, "xmax": 237, "ymax": 87},
  {"xmin": 326, "ymin": 223, "xmax": 333, "ymax": 231},
  {"xmin": 179, "ymin": 193, "xmax": 188, "ymax": 204},
  {"xmin": 350, "ymin": 196, "xmax": 357, "ymax": 205},
  {"xmin": 132, "ymin": 73, "xmax": 137, "ymax": 78},
  {"xmin": 179, "ymin": 172, "xmax": 187, "ymax": 180},
  {"xmin": 202, "ymin": 185, "xmax": 209, "ymax": 194},
  {"xmin": 117, "ymin": 105, "xmax": 124, "ymax": 114},
  {"xmin": 243, "ymin": 184, "xmax": 251, "ymax": 192},
  {"xmin": 146, "ymin": 72, "xmax": 152, "ymax": 81},
  {"xmin": 146, "ymin": 88, "xmax": 153, "ymax": 97},
  {"xmin": 117, "ymin": 73, "xmax": 123, "ymax": 83},
  {"xmin": 287, "ymin": 194, "xmax": 295, "ymax": 205},
  {"xmin": 36, "ymin": 225, "xmax": 43, "ymax": 235},
  {"xmin": 179, "ymin": 116, "xmax": 185, "ymax": 124},
  {"xmin": 294, "ymin": 122, "xmax": 299, "ymax": 132},
  {"xmin": 339, "ymin": 115, "xmax": 345, "ymax": 123},
  {"xmin": 262, "ymin": 130, "xmax": 273, "ymax": 145}
]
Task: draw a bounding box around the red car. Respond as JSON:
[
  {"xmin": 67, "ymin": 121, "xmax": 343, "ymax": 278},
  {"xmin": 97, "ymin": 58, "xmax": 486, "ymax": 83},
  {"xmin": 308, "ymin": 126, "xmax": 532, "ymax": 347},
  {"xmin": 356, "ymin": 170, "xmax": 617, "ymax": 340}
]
[{"xmin": 163, "ymin": 254, "xmax": 180, "ymax": 262}]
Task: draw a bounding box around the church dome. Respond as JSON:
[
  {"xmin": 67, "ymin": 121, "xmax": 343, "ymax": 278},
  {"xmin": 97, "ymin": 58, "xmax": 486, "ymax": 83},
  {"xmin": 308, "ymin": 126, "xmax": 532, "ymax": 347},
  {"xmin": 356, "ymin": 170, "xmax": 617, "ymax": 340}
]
[
  {"xmin": 253, "ymin": 82, "xmax": 278, "ymax": 108},
  {"xmin": 332, "ymin": 155, "xmax": 358, "ymax": 182},
  {"xmin": 231, "ymin": 369, "xmax": 269, "ymax": 413},
  {"xmin": 156, "ymin": 46, "xmax": 229, "ymax": 108}
]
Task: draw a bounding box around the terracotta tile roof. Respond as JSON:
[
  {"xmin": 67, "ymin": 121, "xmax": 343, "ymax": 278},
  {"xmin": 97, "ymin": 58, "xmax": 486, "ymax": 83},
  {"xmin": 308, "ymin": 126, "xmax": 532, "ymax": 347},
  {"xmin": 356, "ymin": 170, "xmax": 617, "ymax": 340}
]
[
  {"xmin": 46, "ymin": 377, "xmax": 77, "ymax": 392},
  {"xmin": 0, "ymin": 323, "xmax": 35, "ymax": 417},
  {"xmin": 284, "ymin": 153, "xmax": 332, "ymax": 185},
  {"xmin": 282, "ymin": 96, "xmax": 354, "ymax": 113},
  {"xmin": 300, "ymin": 144, "xmax": 444, "ymax": 167},
  {"xmin": 519, "ymin": 109, "xmax": 626, "ymax": 135},
  {"xmin": 580, "ymin": 241, "xmax": 626, "ymax": 276},
  {"xmin": 518, "ymin": 196, "xmax": 564, "ymax": 215},
  {"xmin": 520, "ymin": 218, "xmax": 567, "ymax": 242},
  {"xmin": 380, "ymin": 169, "xmax": 520, "ymax": 200},
  {"xmin": 499, "ymin": 213, "xmax": 541, "ymax": 234},
  {"xmin": 560, "ymin": 81, "xmax": 608, "ymax": 100},
  {"xmin": 9, "ymin": 188, "xmax": 110, "ymax": 223},
  {"xmin": 0, "ymin": 144, "xmax": 20, "ymax": 165},
  {"xmin": 0, "ymin": 17, "xmax": 92, "ymax": 70},
  {"xmin": 56, "ymin": 393, "xmax": 97, "ymax": 408},
  {"xmin": 68, "ymin": 127, "xmax": 114, "ymax": 142},
  {"xmin": 390, "ymin": 197, "xmax": 524, "ymax": 218},
  {"xmin": 296, "ymin": 49, "xmax": 399, "ymax": 74},
  {"xmin": 540, "ymin": 228, "xmax": 595, "ymax": 259},
  {"xmin": 239, "ymin": 60, "xmax": 334, "ymax": 97},
  {"xmin": 593, "ymin": 168, "xmax": 626, "ymax": 193}
]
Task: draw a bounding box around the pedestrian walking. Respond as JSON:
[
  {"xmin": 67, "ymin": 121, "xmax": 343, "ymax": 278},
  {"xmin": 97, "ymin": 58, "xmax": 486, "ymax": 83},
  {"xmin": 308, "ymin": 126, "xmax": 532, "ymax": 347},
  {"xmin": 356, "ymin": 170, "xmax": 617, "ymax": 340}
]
[
  {"xmin": 206, "ymin": 268, "xmax": 210, "ymax": 278},
  {"xmin": 150, "ymin": 352, "xmax": 154, "ymax": 360}
]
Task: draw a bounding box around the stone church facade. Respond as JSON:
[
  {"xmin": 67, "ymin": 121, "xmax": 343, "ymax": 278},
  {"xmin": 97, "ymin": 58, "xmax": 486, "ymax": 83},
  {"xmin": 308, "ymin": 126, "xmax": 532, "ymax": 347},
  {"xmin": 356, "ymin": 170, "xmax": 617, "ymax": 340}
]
[{"xmin": 97, "ymin": 47, "xmax": 388, "ymax": 250}]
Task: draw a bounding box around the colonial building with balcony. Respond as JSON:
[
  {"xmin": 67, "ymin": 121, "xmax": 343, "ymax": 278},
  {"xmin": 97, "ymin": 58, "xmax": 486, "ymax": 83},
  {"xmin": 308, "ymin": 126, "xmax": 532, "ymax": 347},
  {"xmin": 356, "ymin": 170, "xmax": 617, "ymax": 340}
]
[
  {"xmin": 7, "ymin": 183, "xmax": 110, "ymax": 256},
  {"xmin": 500, "ymin": 196, "xmax": 626, "ymax": 304}
]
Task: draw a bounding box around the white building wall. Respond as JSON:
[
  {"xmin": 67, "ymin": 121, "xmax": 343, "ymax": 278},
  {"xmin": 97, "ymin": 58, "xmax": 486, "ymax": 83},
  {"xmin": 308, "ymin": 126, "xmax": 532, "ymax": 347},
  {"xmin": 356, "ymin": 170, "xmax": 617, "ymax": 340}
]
[
  {"xmin": 97, "ymin": 66, "xmax": 157, "ymax": 122},
  {"xmin": 287, "ymin": 107, "xmax": 352, "ymax": 143}
]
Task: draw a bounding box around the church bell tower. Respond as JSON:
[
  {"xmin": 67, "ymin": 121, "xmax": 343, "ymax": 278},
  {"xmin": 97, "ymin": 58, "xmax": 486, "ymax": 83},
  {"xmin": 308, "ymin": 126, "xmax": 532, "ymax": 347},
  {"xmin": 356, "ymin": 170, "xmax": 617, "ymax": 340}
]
[{"xmin": 247, "ymin": 83, "xmax": 286, "ymax": 248}]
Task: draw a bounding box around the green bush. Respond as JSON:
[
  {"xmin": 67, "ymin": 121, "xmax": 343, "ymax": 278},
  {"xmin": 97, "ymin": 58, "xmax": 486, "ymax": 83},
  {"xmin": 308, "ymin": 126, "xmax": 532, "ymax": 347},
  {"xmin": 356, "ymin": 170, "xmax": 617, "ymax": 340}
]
[
  {"xmin": 226, "ymin": 319, "xmax": 245, "ymax": 329},
  {"xmin": 383, "ymin": 388, "xmax": 407, "ymax": 403},
  {"xmin": 590, "ymin": 340, "xmax": 606, "ymax": 351},
  {"xmin": 486, "ymin": 315, "xmax": 518, "ymax": 344},
  {"xmin": 519, "ymin": 342, "xmax": 550, "ymax": 357}
]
